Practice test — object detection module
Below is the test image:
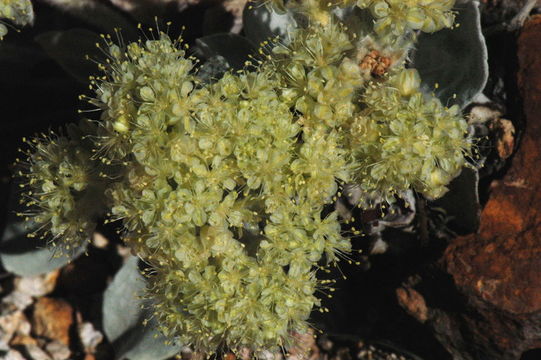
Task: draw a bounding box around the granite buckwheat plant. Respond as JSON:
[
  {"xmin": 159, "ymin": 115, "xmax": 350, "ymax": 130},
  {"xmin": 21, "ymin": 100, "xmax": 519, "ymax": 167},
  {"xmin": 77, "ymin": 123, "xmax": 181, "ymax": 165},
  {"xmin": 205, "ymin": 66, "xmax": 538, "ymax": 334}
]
[{"xmin": 16, "ymin": 0, "xmax": 471, "ymax": 354}]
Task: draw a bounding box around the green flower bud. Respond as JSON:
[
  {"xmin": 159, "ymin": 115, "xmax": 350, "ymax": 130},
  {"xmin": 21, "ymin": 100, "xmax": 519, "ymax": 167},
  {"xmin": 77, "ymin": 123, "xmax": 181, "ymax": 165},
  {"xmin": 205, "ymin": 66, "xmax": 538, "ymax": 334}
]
[
  {"xmin": 406, "ymin": 8, "xmax": 426, "ymax": 30},
  {"xmin": 371, "ymin": 1, "xmax": 390, "ymax": 18},
  {"xmin": 397, "ymin": 68, "xmax": 421, "ymax": 97}
]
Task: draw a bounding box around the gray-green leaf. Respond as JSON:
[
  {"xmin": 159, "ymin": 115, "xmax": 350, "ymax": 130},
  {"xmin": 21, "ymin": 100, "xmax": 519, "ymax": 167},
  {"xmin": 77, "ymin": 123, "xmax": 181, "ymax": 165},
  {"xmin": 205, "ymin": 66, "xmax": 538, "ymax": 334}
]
[
  {"xmin": 102, "ymin": 256, "xmax": 181, "ymax": 360},
  {"xmin": 0, "ymin": 220, "xmax": 86, "ymax": 277},
  {"xmin": 242, "ymin": 1, "xmax": 297, "ymax": 47},
  {"xmin": 333, "ymin": 6, "xmax": 374, "ymax": 39},
  {"xmin": 198, "ymin": 55, "xmax": 230, "ymax": 84},
  {"xmin": 35, "ymin": 28, "xmax": 104, "ymax": 84},
  {"xmin": 412, "ymin": 0, "xmax": 488, "ymax": 109},
  {"xmin": 42, "ymin": 0, "xmax": 137, "ymax": 40},
  {"xmin": 0, "ymin": 182, "xmax": 87, "ymax": 277},
  {"xmin": 196, "ymin": 33, "xmax": 256, "ymax": 71}
]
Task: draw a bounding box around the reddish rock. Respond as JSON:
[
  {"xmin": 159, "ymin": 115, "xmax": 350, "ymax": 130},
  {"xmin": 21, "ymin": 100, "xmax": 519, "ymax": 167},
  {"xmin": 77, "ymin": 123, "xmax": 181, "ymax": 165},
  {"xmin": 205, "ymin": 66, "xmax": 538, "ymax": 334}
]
[
  {"xmin": 449, "ymin": 10, "xmax": 541, "ymax": 327},
  {"xmin": 32, "ymin": 297, "xmax": 74, "ymax": 346},
  {"xmin": 397, "ymin": 15, "xmax": 541, "ymax": 360},
  {"xmin": 490, "ymin": 118, "xmax": 515, "ymax": 160}
]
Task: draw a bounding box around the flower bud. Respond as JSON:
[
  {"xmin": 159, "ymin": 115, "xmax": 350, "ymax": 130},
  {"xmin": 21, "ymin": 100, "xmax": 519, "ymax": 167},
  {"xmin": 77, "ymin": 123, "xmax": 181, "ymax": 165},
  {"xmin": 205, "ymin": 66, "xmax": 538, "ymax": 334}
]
[
  {"xmin": 406, "ymin": 8, "xmax": 426, "ymax": 30},
  {"xmin": 371, "ymin": 1, "xmax": 390, "ymax": 18},
  {"xmin": 397, "ymin": 69, "xmax": 421, "ymax": 97},
  {"xmin": 113, "ymin": 114, "xmax": 130, "ymax": 133}
]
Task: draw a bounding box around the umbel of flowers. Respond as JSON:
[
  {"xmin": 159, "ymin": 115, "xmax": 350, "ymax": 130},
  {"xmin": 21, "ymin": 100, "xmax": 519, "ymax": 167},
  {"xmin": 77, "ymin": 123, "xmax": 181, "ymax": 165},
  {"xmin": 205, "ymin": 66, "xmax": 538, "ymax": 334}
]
[{"xmin": 17, "ymin": 0, "xmax": 470, "ymax": 354}]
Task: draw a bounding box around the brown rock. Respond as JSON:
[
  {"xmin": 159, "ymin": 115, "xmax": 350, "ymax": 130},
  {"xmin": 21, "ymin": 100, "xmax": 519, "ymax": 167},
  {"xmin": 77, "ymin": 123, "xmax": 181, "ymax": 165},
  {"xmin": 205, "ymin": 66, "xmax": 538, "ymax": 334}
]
[
  {"xmin": 396, "ymin": 287, "xmax": 428, "ymax": 323},
  {"xmin": 490, "ymin": 118, "xmax": 516, "ymax": 160},
  {"xmin": 448, "ymin": 12, "xmax": 541, "ymax": 317},
  {"xmin": 32, "ymin": 297, "xmax": 73, "ymax": 346},
  {"xmin": 400, "ymin": 15, "xmax": 541, "ymax": 360}
]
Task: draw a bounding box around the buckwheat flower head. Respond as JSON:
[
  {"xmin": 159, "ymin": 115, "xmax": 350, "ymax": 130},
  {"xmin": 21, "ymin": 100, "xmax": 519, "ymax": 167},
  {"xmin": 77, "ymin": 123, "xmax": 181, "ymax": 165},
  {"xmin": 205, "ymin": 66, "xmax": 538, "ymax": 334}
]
[
  {"xmin": 272, "ymin": 20, "xmax": 363, "ymax": 130},
  {"xmin": 347, "ymin": 68, "xmax": 471, "ymax": 204},
  {"xmin": 87, "ymin": 31, "xmax": 352, "ymax": 353},
  {"xmin": 144, "ymin": 68, "xmax": 350, "ymax": 352},
  {"xmin": 356, "ymin": 0, "xmax": 456, "ymax": 43},
  {"xmin": 16, "ymin": 121, "xmax": 109, "ymax": 255}
]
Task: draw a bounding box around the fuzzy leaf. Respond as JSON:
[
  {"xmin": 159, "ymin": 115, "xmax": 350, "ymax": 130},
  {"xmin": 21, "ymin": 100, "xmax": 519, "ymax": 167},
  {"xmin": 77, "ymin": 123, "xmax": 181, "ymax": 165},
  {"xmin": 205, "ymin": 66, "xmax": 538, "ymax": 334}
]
[
  {"xmin": 0, "ymin": 182, "xmax": 86, "ymax": 277},
  {"xmin": 0, "ymin": 220, "xmax": 85, "ymax": 277},
  {"xmin": 42, "ymin": 0, "xmax": 137, "ymax": 40},
  {"xmin": 196, "ymin": 33, "xmax": 256, "ymax": 70},
  {"xmin": 333, "ymin": 6, "xmax": 374, "ymax": 38},
  {"xmin": 242, "ymin": 1, "xmax": 297, "ymax": 47},
  {"xmin": 412, "ymin": 0, "xmax": 488, "ymax": 108},
  {"xmin": 103, "ymin": 256, "xmax": 181, "ymax": 360},
  {"xmin": 198, "ymin": 55, "xmax": 230, "ymax": 84},
  {"xmin": 35, "ymin": 28, "xmax": 104, "ymax": 84}
]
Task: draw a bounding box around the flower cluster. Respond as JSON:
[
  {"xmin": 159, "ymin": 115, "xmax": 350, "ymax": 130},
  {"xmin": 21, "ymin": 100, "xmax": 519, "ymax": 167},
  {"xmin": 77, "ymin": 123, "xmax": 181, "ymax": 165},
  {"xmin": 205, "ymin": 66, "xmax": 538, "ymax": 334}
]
[
  {"xmin": 355, "ymin": 0, "xmax": 456, "ymax": 43},
  {"xmin": 272, "ymin": 20, "xmax": 362, "ymax": 129},
  {"xmin": 17, "ymin": 0, "xmax": 471, "ymax": 354},
  {"xmin": 265, "ymin": 0, "xmax": 456, "ymax": 42},
  {"xmin": 347, "ymin": 68, "xmax": 470, "ymax": 204},
  {"xmin": 0, "ymin": 0, "xmax": 33, "ymax": 39},
  {"xmin": 15, "ymin": 122, "xmax": 108, "ymax": 255},
  {"xmin": 86, "ymin": 34, "xmax": 351, "ymax": 352}
]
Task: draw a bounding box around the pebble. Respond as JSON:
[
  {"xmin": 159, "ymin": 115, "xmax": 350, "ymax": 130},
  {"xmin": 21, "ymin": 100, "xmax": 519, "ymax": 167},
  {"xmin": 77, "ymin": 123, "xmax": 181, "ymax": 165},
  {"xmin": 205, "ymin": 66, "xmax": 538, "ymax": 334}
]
[
  {"xmin": 45, "ymin": 340, "xmax": 71, "ymax": 360},
  {"xmin": 15, "ymin": 271, "xmax": 59, "ymax": 297},
  {"xmin": 78, "ymin": 322, "xmax": 103, "ymax": 353},
  {"xmin": 0, "ymin": 337, "xmax": 9, "ymax": 352},
  {"xmin": 1, "ymin": 291, "xmax": 33, "ymax": 313},
  {"xmin": 0, "ymin": 311, "xmax": 30, "ymax": 346},
  {"xmin": 92, "ymin": 232, "xmax": 109, "ymax": 248},
  {"xmin": 25, "ymin": 344, "xmax": 52, "ymax": 360},
  {"xmin": 4, "ymin": 349, "xmax": 26, "ymax": 360},
  {"xmin": 32, "ymin": 297, "xmax": 73, "ymax": 346}
]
